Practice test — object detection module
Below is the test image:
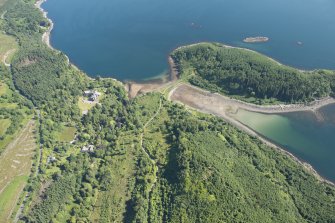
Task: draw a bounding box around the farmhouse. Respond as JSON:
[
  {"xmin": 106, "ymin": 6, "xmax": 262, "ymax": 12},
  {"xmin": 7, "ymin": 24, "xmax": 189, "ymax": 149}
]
[{"xmin": 83, "ymin": 90, "xmax": 101, "ymax": 101}]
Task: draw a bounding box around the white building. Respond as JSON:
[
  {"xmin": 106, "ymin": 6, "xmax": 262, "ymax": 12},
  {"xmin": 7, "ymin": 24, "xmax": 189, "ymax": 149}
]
[{"xmin": 81, "ymin": 145, "xmax": 95, "ymax": 152}]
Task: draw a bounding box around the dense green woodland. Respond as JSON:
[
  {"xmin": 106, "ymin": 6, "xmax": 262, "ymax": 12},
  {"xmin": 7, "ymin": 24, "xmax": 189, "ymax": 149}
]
[
  {"xmin": 0, "ymin": 0, "xmax": 334, "ymax": 222},
  {"xmin": 0, "ymin": 64, "xmax": 33, "ymax": 153},
  {"xmin": 172, "ymin": 43, "xmax": 335, "ymax": 104}
]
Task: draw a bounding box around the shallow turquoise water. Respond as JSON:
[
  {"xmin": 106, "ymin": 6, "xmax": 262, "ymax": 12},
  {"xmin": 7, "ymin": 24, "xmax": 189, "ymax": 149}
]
[
  {"xmin": 43, "ymin": 0, "xmax": 335, "ymax": 80},
  {"xmin": 232, "ymin": 104, "xmax": 335, "ymax": 182}
]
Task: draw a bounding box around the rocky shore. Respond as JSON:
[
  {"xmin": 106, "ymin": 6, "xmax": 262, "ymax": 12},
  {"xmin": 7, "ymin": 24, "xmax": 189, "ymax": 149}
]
[
  {"xmin": 35, "ymin": 0, "xmax": 53, "ymax": 49},
  {"xmin": 243, "ymin": 36, "xmax": 269, "ymax": 43}
]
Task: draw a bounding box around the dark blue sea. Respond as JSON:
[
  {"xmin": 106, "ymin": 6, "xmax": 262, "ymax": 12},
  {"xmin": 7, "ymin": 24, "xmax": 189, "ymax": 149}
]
[{"xmin": 43, "ymin": 0, "xmax": 335, "ymax": 81}]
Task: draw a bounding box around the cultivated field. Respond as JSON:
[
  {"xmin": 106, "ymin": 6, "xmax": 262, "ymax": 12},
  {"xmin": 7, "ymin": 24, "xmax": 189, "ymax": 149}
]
[
  {"xmin": 0, "ymin": 33, "xmax": 17, "ymax": 65},
  {"xmin": 0, "ymin": 82, "xmax": 27, "ymax": 153},
  {"xmin": 0, "ymin": 120, "xmax": 36, "ymax": 222}
]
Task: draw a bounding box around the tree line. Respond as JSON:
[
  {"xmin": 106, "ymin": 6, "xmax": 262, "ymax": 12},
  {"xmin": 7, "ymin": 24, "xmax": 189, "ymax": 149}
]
[{"xmin": 172, "ymin": 43, "xmax": 335, "ymax": 103}]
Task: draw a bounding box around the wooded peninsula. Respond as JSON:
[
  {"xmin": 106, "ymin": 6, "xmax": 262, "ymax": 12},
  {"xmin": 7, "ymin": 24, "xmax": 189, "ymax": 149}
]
[{"xmin": 0, "ymin": 0, "xmax": 334, "ymax": 222}]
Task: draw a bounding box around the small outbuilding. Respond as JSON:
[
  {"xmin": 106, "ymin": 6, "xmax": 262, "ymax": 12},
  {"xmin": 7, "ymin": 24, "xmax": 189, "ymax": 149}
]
[
  {"xmin": 81, "ymin": 145, "xmax": 95, "ymax": 153},
  {"xmin": 47, "ymin": 156, "xmax": 56, "ymax": 164}
]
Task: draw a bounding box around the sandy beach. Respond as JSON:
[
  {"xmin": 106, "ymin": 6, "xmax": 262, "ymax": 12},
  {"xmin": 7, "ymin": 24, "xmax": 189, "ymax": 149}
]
[
  {"xmin": 170, "ymin": 84, "xmax": 335, "ymax": 114},
  {"xmin": 125, "ymin": 56, "xmax": 179, "ymax": 98}
]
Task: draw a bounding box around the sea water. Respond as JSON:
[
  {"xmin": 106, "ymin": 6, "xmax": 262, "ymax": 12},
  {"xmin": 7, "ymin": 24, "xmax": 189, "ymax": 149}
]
[
  {"xmin": 232, "ymin": 104, "xmax": 335, "ymax": 182},
  {"xmin": 43, "ymin": 0, "xmax": 335, "ymax": 80}
]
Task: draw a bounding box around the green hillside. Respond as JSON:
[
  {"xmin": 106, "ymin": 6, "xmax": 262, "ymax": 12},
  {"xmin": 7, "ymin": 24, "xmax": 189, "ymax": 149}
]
[
  {"xmin": 0, "ymin": 0, "xmax": 334, "ymax": 222},
  {"xmin": 24, "ymin": 93, "xmax": 335, "ymax": 222}
]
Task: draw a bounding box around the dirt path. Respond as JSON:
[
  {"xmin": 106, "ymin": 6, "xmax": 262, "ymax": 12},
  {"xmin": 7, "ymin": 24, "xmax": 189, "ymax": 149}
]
[
  {"xmin": 139, "ymin": 97, "xmax": 162, "ymax": 220},
  {"xmin": 0, "ymin": 10, "xmax": 6, "ymax": 20},
  {"xmin": 2, "ymin": 49, "xmax": 15, "ymax": 67},
  {"xmin": 169, "ymin": 83, "xmax": 335, "ymax": 186}
]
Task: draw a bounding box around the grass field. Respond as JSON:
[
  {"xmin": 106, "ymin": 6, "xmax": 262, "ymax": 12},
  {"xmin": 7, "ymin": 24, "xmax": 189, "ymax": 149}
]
[
  {"xmin": 135, "ymin": 93, "xmax": 161, "ymax": 125},
  {"xmin": 0, "ymin": 103, "xmax": 17, "ymax": 109},
  {"xmin": 0, "ymin": 33, "xmax": 18, "ymax": 64},
  {"xmin": 0, "ymin": 123, "xmax": 25, "ymax": 154},
  {"xmin": 78, "ymin": 97, "xmax": 98, "ymax": 114},
  {"xmin": 0, "ymin": 119, "xmax": 11, "ymax": 135},
  {"xmin": 0, "ymin": 120, "xmax": 36, "ymax": 222},
  {"xmin": 54, "ymin": 126, "xmax": 76, "ymax": 142},
  {"xmin": 0, "ymin": 82, "xmax": 8, "ymax": 96}
]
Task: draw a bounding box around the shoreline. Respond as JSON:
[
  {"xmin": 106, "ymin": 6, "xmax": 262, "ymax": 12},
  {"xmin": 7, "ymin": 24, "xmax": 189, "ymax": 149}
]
[
  {"xmin": 125, "ymin": 56, "xmax": 179, "ymax": 98},
  {"xmin": 172, "ymin": 83, "xmax": 335, "ymax": 114},
  {"xmin": 174, "ymin": 42, "xmax": 313, "ymax": 72},
  {"xmin": 32, "ymin": 5, "xmax": 335, "ymax": 186},
  {"xmin": 169, "ymin": 83, "xmax": 335, "ymax": 186},
  {"xmin": 229, "ymin": 117, "xmax": 335, "ymax": 186},
  {"xmin": 35, "ymin": 0, "xmax": 53, "ymax": 49},
  {"xmin": 222, "ymin": 93, "xmax": 335, "ymax": 114}
]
